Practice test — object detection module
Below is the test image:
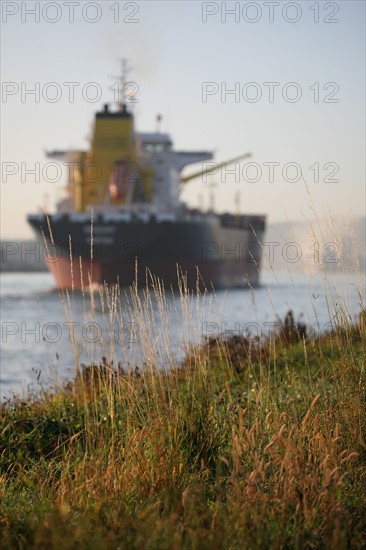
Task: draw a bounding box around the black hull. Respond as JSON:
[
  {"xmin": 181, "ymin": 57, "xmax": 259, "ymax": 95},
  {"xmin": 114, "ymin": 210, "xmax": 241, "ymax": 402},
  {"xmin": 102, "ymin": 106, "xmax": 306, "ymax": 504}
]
[{"xmin": 28, "ymin": 213, "xmax": 266, "ymax": 289}]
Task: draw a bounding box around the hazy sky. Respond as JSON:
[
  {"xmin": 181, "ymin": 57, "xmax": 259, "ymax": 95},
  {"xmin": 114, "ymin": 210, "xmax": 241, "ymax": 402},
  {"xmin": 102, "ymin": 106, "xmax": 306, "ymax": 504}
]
[{"xmin": 1, "ymin": 0, "xmax": 365, "ymax": 238}]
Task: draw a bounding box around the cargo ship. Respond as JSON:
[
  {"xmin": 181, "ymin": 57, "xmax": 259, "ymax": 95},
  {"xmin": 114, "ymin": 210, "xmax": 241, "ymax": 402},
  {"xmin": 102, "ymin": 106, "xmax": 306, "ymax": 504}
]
[{"xmin": 28, "ymin": 63, "xmax": 266, "ymax": 290}]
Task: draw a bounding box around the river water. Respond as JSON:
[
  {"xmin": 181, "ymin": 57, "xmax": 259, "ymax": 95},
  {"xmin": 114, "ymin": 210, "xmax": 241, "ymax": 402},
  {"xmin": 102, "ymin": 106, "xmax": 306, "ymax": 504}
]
[{"xmin": 1, "ymin": 269, "xmax": 364, "ymax": 399}]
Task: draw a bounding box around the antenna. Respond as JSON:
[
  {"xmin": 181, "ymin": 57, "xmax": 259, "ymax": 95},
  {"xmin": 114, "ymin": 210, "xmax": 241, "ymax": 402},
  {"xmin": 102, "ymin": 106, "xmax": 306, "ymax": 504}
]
[
  {"xmin": 208, "ymin": 181, "xmax": 217, "ymax": 212},
  {"xmin": 156, "ymin": 114, "xmax": 162, "ymax": 133},
  {"xmin": 110, "ymin": 58, "xmax": 133, "ymax": 109},
  {"xmin": 234, "ymin": 191, "xmax": 241, "ymax": 225}
]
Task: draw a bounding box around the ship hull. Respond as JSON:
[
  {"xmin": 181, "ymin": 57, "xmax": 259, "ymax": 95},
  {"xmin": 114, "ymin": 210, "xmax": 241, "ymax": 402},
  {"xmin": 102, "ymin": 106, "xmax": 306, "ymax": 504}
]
[{"xmin": 28, "ymin": 213, "xmax": 265, "ymax": 290}]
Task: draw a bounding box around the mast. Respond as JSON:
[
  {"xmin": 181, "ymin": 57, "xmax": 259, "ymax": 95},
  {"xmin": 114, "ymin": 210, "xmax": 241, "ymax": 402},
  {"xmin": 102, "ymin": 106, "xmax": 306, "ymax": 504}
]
[
  {"xmin": 234, "ymin": 191, "xmax": 241, "ymax": 226},
  {"xmin": 110, "ymin": 58, "xmax": 133, "ymax": 110}
]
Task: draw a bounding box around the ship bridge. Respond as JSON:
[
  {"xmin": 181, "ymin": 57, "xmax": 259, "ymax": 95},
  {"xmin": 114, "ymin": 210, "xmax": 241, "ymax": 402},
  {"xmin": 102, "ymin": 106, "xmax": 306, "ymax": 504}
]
[{"xmin": 138, "ymin": 132, "xmax": 172, "ymax": 152}]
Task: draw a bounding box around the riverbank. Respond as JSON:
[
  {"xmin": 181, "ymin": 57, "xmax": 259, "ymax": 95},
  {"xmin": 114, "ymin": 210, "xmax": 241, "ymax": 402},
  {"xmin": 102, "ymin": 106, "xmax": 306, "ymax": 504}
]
[{"xmin": 1, "ymin": 312, "xmax": 365, "ymax": 549}]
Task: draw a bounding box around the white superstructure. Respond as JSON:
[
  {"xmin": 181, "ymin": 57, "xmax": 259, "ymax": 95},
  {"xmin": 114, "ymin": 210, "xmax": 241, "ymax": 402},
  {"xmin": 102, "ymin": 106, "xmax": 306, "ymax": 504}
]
[{"xmin": 137, "ymin": 132, "xmax": 213, "ymax": 212}]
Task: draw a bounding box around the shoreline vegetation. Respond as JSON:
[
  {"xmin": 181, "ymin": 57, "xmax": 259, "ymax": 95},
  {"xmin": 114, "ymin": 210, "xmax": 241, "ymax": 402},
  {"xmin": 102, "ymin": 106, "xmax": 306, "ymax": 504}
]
[{"xmin": 1, "ymin": 296, "xmax": 365, "ymax": 548}]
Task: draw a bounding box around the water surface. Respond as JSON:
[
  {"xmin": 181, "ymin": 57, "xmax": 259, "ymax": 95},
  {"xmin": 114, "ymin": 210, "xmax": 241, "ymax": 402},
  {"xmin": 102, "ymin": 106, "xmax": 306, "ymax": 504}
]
[{"xmin": 1, "ymin": 269, "xmax": 363, "ymax": 398}]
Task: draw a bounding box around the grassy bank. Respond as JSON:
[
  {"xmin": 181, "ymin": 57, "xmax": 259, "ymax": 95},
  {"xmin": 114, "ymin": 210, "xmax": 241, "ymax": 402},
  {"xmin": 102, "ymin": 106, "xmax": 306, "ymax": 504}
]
[{"xmin": 1, "ymin": 306, "xmax": 365, "ymax": 549}]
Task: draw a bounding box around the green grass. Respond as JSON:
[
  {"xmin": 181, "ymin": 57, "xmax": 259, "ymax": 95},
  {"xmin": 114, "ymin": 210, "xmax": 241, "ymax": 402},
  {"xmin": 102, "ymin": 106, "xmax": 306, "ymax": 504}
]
[{"xmin": 1, "ymin": 310, "xmax": 365, "ymax": 549}]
